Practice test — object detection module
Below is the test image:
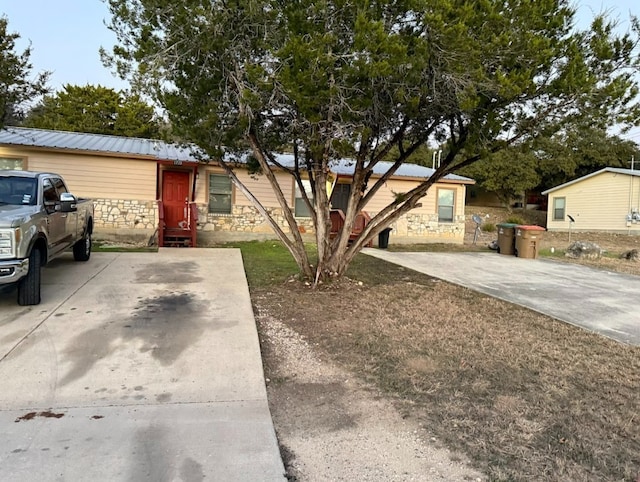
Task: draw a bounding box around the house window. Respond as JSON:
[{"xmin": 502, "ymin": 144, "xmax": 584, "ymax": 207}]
[
  {"xmin": 208, "ymin": 174, "xmax": 232, "ymax": 214},
  {"xmin": 437, "ymin": 188, "xmax": 455, "ymax": 222},
  {"xmin": 0, "ymin": 157, "xmax": 23, "ymax": 170},
  {"xmin": 553, "ymin": 197, "xmax": 565, "ymax": 221},
  {"xmin": 295, "ymin": 180, "xmax": 313, "ymax": 217}
]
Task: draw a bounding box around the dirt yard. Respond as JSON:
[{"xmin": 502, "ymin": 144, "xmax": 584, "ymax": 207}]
[
  {"xmin": 250, "ymin": 215, "xmax": 640, "ymax": 482},
  {"xmin": 466, "ymin": 206, "xmax": 640, "ymax": 276}
]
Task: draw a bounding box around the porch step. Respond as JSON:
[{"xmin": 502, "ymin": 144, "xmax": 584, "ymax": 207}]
[{"xmin": 163, "ymin": 228, "xmax": 193, "ymax": 248}]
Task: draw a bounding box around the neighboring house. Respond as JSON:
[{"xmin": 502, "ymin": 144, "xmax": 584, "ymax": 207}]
[
  {"xmin": 542, "ymin": 167, "xmax": 640, "ymax": 234},
  {"xmin": 0, "ymin": 127, "xmax": 474, "ymax": 245}
]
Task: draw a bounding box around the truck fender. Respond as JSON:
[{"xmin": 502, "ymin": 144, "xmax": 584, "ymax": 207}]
[{"xmin": 26, "ymin": 233, "xmax": 49, "ymax": 266}]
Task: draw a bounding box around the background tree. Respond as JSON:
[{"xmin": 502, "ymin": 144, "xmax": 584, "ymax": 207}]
[
  {"xmin": 24, "ymin": 84, "xmax": 161, "ymax": 138},
  {"xmin": 104, "ymin": 0, "xmax": 640, "ymax": 281},
  {"xmin": 459, "ymin": 127, "xmax": 639, "ymax": 208},
  {"xmin": 0, "ymin": 16, "xmax": 49, "ymax": 129},
  {"xmin": 535, "ymin": 127, "xmax": 639, "ymax": 189},
  {"xmin": 459, "ymin": 147, "xmax": 540, "ymax": 210}
]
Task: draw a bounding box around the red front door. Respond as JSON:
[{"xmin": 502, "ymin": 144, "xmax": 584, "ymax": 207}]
[{"xmin": 162, "ymin": 171, "xmax": 190, "ymax": 228}]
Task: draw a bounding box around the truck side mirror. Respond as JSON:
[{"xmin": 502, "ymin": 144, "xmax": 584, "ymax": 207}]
[{"xmin": 60, "ymin": 193, "xmax": 78, "ymax": 213}]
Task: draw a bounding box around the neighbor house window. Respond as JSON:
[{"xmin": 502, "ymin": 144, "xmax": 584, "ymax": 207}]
[
  {"xmin": 295, "ymin": 180, "xmax": 313, "ymax": 217},
  {"xmin": 208, "ymin": 174, "xmax": 232, "ymax": 214},
  {"xmin": 0, "ymin": 157, "xmax": 23, "ymax": 170},
  {"xmin": 553, "ymin": 197, "xmax": 565, "ymax": 221},
  {"xmin": 437, "ymin": 188, "xmax": 455, "ymax": 222}
]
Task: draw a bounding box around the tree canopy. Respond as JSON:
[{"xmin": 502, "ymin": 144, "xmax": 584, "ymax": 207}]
[
  {"xmin": 460, "ymin": 127, "xmax": 640, "ymax": 207},
  {"xmin": 104, "ymin": 0, "xmax": 640, "ymax": 280},
  {"xmin": 0, "ymin": 16, "xmax": 49, "ymax": 129},
  {"xmin": 24, "ymin": 84, "xmax": 161, "ymax": 138}
]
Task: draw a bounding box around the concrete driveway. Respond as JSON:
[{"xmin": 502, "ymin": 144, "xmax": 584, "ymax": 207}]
[
  {"xmin": 0, "ymin": 249, "xmax": 285, "ymax": 481},
  {"xmin": 364, "ymin": 250, "xmax": 640, "ymax": 346}
]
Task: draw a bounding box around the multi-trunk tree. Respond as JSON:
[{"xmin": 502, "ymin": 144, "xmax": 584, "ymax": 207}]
[
  {"xmin": 104, "ymin": 0, "xmax": 640, "ymax": 280},
  {"xmin": 0, "ymin": 17, "xmax": 49, "ymax": 129}
]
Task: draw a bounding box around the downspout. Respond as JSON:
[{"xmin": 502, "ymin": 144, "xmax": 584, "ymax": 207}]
[
  {"xmin": 156, "ymin": 162, "xmax": 161, "ymax": 200},
  {"xmin": 191, "ymin": 164, "xmax": 198, "ymax": 202},
  {"xmin": 629, "ymin": 167, "xmax": 633, "ymax": 225},
  {"xmin": 191, "ymin": 163, "xmax": 199, "ymax": 248},
  {"xmin": 328, "ymin": 174, "xmax": 339, "ymax": 208}
]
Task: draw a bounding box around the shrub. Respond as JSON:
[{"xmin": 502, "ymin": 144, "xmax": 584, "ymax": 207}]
[
  {"xmin": 482, "ymin": 223, "xmax": 496, "ymax": 233},
  {"xmin": 505, "ymin": 216, "xmax": 525, "ymax": 225}
]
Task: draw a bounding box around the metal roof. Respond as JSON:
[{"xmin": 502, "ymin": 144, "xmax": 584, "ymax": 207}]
[
  {"xmin": 0, "ymin": 127, "xmax": 201, "ymax": 163},
  {"xmin": 230, "ymin": 152, "xmax": 474, "ymax": 183},
  {"xmin": 542, "ymin": 167, "xmax": 640, "ymax": 195},
  {"xmin": 330, "ymin": 157, "xmax": 473, "ymax": 183},
  {"xmin": 1, "ymin": 127, "xmax": 474, "ymax": 183}
]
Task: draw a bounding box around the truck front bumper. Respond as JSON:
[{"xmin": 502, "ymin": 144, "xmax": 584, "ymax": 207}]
[{"xmin": 0, "ymin": 258, "xmax": 29, "ymax": 285}]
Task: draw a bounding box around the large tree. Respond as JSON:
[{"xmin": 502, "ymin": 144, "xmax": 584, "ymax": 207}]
[
  {"xmin": 24, "ymin": 84, "xmax": 161, "ymax": 138},
  {"xmin": 0, "ymin": 16, "xmax": 49, "ymax": 128},
  {"xmin": 104, "ymin": 0, "xmax": 640, "ymax": 280}
]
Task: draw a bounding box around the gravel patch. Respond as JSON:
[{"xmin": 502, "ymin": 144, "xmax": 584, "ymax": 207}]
[{"xmin": 258, "ymin": 314, "xmax": 484, "ymax": 482}]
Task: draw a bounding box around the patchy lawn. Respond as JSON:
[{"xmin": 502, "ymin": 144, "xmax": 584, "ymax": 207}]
[{"xmin": 240, "ymin": 242, "xmax": 640, "ymax": 482}]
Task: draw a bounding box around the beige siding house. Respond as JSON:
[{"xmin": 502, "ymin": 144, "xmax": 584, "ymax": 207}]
[
  {"xmin": 0, "ymin": 127, "xmax": 474, "ymax": 245},
  {"xmin": 542, "ymin": 168, "xmax": 640, "ymax": 234}
]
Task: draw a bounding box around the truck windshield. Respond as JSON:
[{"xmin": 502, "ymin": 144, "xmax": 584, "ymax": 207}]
[{"xmin": 0, "ymin": 177, "xmax": 37, "ymax": 206}]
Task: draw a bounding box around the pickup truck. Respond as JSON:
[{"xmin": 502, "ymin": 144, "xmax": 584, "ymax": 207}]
[{"xmin": 0, "ymin": 170, "xmax": 94, "ymax": 305}]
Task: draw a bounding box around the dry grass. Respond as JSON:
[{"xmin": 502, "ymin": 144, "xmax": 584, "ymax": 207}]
[{"xmin": 252, "ymin": 254, "xmax": 640, "ymax": 482}]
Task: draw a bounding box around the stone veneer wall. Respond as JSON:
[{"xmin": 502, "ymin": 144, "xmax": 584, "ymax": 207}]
[
  {"xmin": 400, "ymin": 213, "xmax": 466, "ymax": 241},
  {"xmin": 93, "ymin": 200, "xmax": 465, "ymax": 244},
  {"xmin": 196, "ymin": 204, "xmax": 315, "ymax": 234},
  {"xmin": 196, "ymin": 205, "xmax": 465, "ymax": 243},
  {"xmin": 93, "ymin": 198, "xmax": 158, "ymax": 231}
]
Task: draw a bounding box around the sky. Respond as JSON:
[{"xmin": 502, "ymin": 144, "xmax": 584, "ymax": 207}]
[{"xmin": 1, "ymin": 0, "xmax": 639, "ymax": 141}]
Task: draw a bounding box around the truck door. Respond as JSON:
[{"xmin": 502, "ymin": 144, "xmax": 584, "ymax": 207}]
[
  {"xmin": 42, "ymin": 178, "xmax": 67, "ymax": 257},
  {"xmin": 52, "ymin": 177, "xmax": 78, "ymax": 246}
]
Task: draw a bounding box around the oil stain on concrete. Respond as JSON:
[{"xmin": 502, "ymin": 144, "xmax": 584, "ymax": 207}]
[
  {"xmin": 59, "ymin": 289, "xmax": 226, "ymax": 386},
  {"xmin": 128, "ymin": 292, "xmax": 209, "ymax": 366}
]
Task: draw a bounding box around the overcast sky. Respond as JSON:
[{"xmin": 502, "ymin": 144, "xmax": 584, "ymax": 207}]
[{"xmin": 1, "ymin": 0, "xmax": 639, "ymax": 141}]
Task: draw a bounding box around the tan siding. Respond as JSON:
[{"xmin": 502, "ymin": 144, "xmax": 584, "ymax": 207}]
[
  {"xmin": 236, "ymin": 169, "xmax": 292, "ymax": 207},
  {"xmin": 364, "ymin": 179, "xmax": 465, "ymax": 217},
  {"xmin": 196, "ymin": 166, "xmax": 292, "ymax": 208},
  {"xmin": 0, "ymin": 147, "xmax": 157, "ymax": 200},
  {"xmin": 546, "ymin": 171, "xmax": 640, "ymax": 232}
]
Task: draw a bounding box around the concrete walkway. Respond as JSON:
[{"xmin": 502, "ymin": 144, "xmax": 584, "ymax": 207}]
[
  {"xmin": 0, "ymin": 249, "xmax": 285, "ymax": 481},
  {"xmin": 364, "ymin": 249, "xmax": 640, "ymax": 346}
]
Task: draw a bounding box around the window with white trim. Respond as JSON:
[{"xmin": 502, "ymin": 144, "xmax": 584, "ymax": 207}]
[
  {"xmin": 437, "ymin": 188, "xmax": 455, "ymax": 222},
  {"xmin": 553, "ymin": 197, "xmax": 565, "ymax": 221},
  {"xmin": 295, "ymin": 180, "xmax": 313, "ymax": 217},
  {"xmin": 208, "ymin": 174, "xmax": 232, "ymax": 214}
]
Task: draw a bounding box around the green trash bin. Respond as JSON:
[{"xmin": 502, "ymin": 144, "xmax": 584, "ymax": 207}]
[
  {"xmin": 496, "ymin": 223, "xmax": 518, "ymax": 255},
  {"xmin": 378, "ymin": 228, "xmax": 392, "ymax": 249}
]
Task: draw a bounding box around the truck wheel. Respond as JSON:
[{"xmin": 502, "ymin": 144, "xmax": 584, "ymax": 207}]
[
  {"xmin": 17, "ymin": 249, "xmax": 42, "ymax": 306},
  {"xmin": 73, "ymin": 232, "xmax": 92, "ymax": 261}
]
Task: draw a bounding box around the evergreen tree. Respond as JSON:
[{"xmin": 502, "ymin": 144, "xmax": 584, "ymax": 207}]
[
  {"xmin": 104, "ymin": 0, "xmax": 640, "ymax": 280},
  {"xmin": 0, "ymin": 17, "xmax": 49, "ymax": 129},
  {"xmin": 25, "ymin": 84, "xmax": 161, "ymax": 138}
]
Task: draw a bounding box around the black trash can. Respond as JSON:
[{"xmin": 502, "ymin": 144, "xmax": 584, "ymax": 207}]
[{"xmin": 378, "ymin": 228, "xmax": 392, "ymax": 249}]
